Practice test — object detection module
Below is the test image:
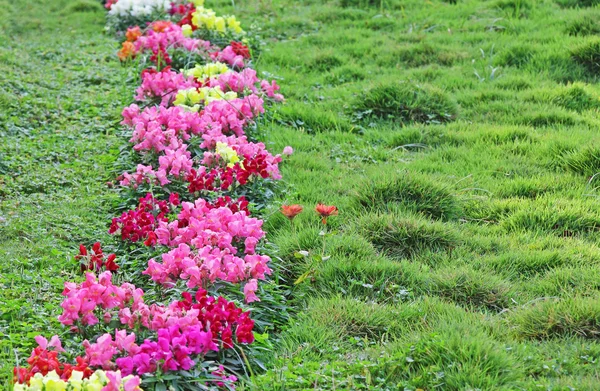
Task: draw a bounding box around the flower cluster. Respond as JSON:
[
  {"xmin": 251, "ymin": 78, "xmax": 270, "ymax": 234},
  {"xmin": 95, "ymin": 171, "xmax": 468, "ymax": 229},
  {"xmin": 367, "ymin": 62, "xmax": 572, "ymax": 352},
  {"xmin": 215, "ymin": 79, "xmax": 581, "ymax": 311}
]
[
  {"xmin": 17, "ymin": 1, "xmax": 292, "ymax": 389},
  {"xmin": 108, "ymin": 0, "xmax": 170, "ymax": 18},
  {"xmin": 109, "ymin": 193, "xmax": 179, "ymax": 245},
  {"xmin": 190, "ymin": 6, "xmax": 244, "ymax": 35},
  {"xmin": 14, "ymin": 370, "xmax": 141, "ymax": 391},
  {"xmin": 77, "ymin": 242, "xmax": 119, "ymax": 272}
]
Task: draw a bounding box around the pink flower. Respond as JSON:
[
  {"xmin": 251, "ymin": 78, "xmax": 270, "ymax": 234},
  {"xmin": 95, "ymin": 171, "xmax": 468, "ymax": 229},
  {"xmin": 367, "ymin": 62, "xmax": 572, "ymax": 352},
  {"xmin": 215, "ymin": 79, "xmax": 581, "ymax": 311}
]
[
  {"xmin": 282, "ymin": 146, "xmax": 293, "ymax": 156},
  {"xmin": 243, "ymin": 279, "xmax": 259, "ymax": 303}
]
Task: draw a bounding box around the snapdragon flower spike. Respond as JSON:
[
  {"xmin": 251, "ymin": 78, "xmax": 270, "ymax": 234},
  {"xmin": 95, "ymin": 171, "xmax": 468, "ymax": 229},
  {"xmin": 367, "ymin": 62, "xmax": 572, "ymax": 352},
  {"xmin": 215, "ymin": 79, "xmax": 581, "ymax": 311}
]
[
  {"xmin": 81, "ymin": 290, "xmax": 253, "ymax": 376},
  {"xmin": 143, "ymin": 199, "xmax": 270, "ymax": 301},
  {"xmin": 133, "ymin": 23, "xmax": 212, "ymax": 66},
  {"xmin": 13, "ymin": 335, "xmax": 92, "ymax": 385},
  {"xmin": 109, "ymin": 192, "xmax": 179, "ymax": 244},
  {"xmin": 76, "ymin": 242, "xmax": 119, "ymax": 273},
  {"xmin": 58, "ymin": 271, "xmax": 144, "ymax": 327},
  {"xmin": 135, "ymin": 67, "xmax": 198, "ymax": 106}
]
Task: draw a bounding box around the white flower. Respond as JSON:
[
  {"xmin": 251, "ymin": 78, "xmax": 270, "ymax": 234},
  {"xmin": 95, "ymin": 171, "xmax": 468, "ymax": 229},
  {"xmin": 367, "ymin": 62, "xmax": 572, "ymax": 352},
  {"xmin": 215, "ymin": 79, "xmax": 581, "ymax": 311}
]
[{"xmin": 108, "ymin": 0, "xmax": 170, "ymax": 18}]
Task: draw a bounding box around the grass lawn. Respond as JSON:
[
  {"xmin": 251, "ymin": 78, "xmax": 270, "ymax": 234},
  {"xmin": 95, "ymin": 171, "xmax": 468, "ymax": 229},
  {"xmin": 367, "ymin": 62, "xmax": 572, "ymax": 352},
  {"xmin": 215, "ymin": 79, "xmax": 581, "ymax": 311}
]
[
  {"xmin": 0, "ymin": 0, "xmax": 134, "ymax": 386},
  {"xmin": 2, "ymin": 0, "xmax": 600, "ymax": 389}
]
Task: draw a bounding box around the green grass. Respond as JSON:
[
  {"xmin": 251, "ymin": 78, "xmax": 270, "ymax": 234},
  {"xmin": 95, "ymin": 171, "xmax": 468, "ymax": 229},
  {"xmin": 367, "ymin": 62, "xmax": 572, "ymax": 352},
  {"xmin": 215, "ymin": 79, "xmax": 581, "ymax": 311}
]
[
  {"xmin": 0, "ymin": 0, "xmax": 133, "ymax": 385},
  {"xmin": 221, "ymin": 0, "xmax": 600, "ymax": 388},
  {"xmin": 3, "ymin": 0, "xmax": 600, "ymax": 389}
]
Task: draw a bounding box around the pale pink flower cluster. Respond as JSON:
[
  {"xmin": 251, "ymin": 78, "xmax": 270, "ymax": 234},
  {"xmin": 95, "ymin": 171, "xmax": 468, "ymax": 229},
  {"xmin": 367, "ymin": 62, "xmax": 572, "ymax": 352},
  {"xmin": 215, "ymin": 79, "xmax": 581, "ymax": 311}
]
[
  {"xmin": 58, "ymin": 272, "xmax": 144, "ymax": 327},
  {"xmin": 207, "ymin": 68, "xmax": 284, "ymax": 102},
  {"xmin": 144, "ymin": 199, "xmax": 270, "ymax": 301},
  {"xmin": 135, "ymin": 68, "xmax": 198, "ymax": 106},
  {"xmin": 210, "ymin": 45, "xmax": 246, "ymax": 68}
]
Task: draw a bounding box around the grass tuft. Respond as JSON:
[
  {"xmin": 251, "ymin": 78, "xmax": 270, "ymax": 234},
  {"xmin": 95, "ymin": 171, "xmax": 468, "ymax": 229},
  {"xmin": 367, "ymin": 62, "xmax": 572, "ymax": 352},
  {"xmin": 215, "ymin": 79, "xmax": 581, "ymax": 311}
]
[
  {"xmin": 511, "ymin": 296, "xmax": 600, "ymax": 339},
  {"xmin": 354, "ymin": 212, "xmax": 459, "ymax": 260},
  {"xmin": 356, "ymin": 172, "xmax": 461, "ymax": 220},
  {"xmin": 571, "ymin": 38, "xmax": 600, "ymax": 74},
  {"xmin": 351, "ymin": 81, "xmax": 458, "ymax": 124}
]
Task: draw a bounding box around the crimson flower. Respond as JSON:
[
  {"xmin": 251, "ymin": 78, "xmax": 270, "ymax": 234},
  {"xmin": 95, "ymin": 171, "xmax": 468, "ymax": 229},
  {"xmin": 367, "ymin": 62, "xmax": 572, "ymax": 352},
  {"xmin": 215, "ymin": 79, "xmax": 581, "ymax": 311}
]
[
  {"xmin": 315, "ymin": 204, "xmax": 338, "ymax": 224},
  {"xmin": 230, "ymin": 41, "xmax": 251, "ymax": 59}
]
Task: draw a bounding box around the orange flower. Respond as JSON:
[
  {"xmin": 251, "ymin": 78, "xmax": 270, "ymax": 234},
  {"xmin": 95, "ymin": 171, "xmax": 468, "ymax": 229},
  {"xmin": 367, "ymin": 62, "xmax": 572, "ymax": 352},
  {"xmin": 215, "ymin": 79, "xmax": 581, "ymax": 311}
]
[
  {"xmin": 126, "ymin": 26, "xmax": 142, "ymax": 42},
  {"xmin": 152, "ymin": 21, "xmax": 172, "ymax": 33},
  {"xmin": 117, "ymin": 41, "xmax": 136, "ymax": 61},
  {"xmin": 315, "ymin": 204, "xmax": 338, "ymax": 224},
  {"xmin": 281, "ymin": 204, "xmax": 303, "ymax": 220}
]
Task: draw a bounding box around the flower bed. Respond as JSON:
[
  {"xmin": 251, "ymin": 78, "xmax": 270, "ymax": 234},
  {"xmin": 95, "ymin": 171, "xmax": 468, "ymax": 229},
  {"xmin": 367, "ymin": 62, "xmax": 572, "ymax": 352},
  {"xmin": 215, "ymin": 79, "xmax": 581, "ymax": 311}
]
[{"xmin": 12, "ymin": 1, "xmax": 291, "ymax": 390}]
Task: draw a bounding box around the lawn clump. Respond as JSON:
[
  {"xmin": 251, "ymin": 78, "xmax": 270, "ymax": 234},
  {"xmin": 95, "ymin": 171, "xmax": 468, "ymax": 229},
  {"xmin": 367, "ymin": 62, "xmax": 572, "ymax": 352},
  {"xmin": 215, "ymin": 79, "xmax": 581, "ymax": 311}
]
[
  {"xmin": 310, "ymin": 52, "xmax": 345, "ymax": 72},
  {"xmin": 65, "ymin": 0, "xmax": 103, "ymax": 14},
  {"xmin": 571, "ymin": 38, "xmax": 600, "ymax": 74},
  {"xmin": 275, "ymin": 104, "xmax": 355, "ymax": 133},
  {"xmin": 324, "ymin": 66, "xmax": 366, "ymax": 85},
  {"xmin": 526, "ymin": 83, "xmax": 600, "ymax": 113},
  {"xmin": 339, "ymin": 0, "xmax": 400, "ymax": 8},
  {"xmin": 511, "ymin": 296, "xmax": 600, "ymax": 339},
  {"xmin": 525, "ymin": 265, "xmax": 600, "ymax": 298},
  {"xmin": 379, "ymin": 43, "xmax": 465, "ymax": 67},
  {"xmin": 386, "ymin": 326, "xmax": 521, "ymax": 389},
  {"xmin": 431, "ymin": 266, "xmax": 513, "ymax": 311},
  {"xmin": 483, "ymin": 250, "xmax": 569, "ymax": 278},
  {"xmin": 501, "ymin": 200, "xmax": 600, "ymax": 235},
  {"xmin": 351, "ymin": 81, "xmax": 458, "ymax": 124},
  {"xmin": 561, "ymin": 146, "xmax": 600, "ymax": 176},
  {"xmin": 356, "ymin": 172, "xmax": 461, "ymax": 220},
  {"xmin": 556, "ymin": 0, "xmax": 600, "ymax": 7},
  {"xmin": 497, "ymin": 44, "xmax": 537, "ymax": 68},
  {"xmin": 354, "ymin": 212, "xmax": 459, "ymax": 260},
  {"xmin": 565, "ymin": 14, "xmax": 600, "ymax": 36},
  {"xmin": 493, "ymin": 0, "xmax": 534, "ymax": 18}
]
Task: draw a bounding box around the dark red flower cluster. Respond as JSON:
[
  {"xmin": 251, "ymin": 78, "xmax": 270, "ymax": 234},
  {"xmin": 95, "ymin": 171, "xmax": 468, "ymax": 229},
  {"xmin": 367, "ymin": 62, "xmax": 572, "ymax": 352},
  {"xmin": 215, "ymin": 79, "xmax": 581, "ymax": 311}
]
[
  {"xmin": 177, "ymin": 289, "xmax": 255, "ymax": 347},
  {"xmin": 109, "ymin": 193, "xmax": 179, "ymax": 244},
  {"xmin": 187, "ymin": 151, "xmax": 276, "ymax": 194},
  {"xmin": 14, "ymin": 345, "xmax": 91, "ymax": 385},
  {"xmin": 230, "ymin": 41, "xmax": 251, "ymax": 59},
  {"xmin": 77, "ymin": 242, "xmax": 119, "ymax": 273},
  {"xmin": 186, "ymin": 166, "xmax": 235, "ymax": 193},
  {"xmin": 171, "ymin": 2, "xmax": 196, "ymax": 29},
  {"xmin": 208, "ymin": 195, "xmax": 250, "ymax": 215}
]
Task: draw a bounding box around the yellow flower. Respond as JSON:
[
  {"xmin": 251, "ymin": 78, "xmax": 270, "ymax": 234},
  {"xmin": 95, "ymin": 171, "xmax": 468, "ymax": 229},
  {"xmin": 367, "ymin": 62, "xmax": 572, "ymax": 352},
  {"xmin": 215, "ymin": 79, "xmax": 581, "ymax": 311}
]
[
  {"xmin": 185, "ymin": 62, "xmax": 229, "ymax": 79},
  {"xmin": 227, "ymin": 16, "xmax": 243, "ymax": 34},
  {"xmin": 29, "ymin": 374, "xmax": 44, "ymax": 390},
  {"xmin": 45, "ymin": 379, "xmax": 67, "ymax": 391},
  {"xmin": 69, "ymin": 370, "xmax": 85, "ymax": 391},
  {"xmin": 181, "ymin": 24, "xmax": 193, "ymax": 37},
  {"xmin": 215, "ymin": 16, "xmax": 226, "ymax": 33},
  {"xmin": 192, "ymin": 0, "xmax": 204, "ymax": 5},
  {"xmin": 216, "ymin": 142, "xmax": 240, "ymax": 167},
  {"xmin": 13, "ymin": 384, "xmax": 27, "ymax": 391}
]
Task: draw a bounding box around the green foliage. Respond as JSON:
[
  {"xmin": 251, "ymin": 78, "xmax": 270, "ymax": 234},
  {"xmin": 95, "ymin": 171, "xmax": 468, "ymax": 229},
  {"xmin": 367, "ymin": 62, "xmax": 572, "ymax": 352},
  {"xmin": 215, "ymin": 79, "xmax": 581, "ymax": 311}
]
[
  {"xmin": 356, "ymin": 173, "xmax": 461, "ymax": 220},
  {"xmin": 571, "ymin": 38, "xmax": 600, "ymax": 74},
  {"xmin": 511, "ymin": 297, "xmax": 600, "ymax": 339},
  {"xmin": 565, "ymin": 14, "xmax": 600, "ymax": 36},
  {"xmin": 354, "ymin": 212, "xmax": 459, "ymax": 259},
  {"xmin": 556, "ymin": 0, "xmax": 600, "ymax": 7},
  {"xmin": 352, "ymin": 81, "xmax": 458, "ymax": 124}
]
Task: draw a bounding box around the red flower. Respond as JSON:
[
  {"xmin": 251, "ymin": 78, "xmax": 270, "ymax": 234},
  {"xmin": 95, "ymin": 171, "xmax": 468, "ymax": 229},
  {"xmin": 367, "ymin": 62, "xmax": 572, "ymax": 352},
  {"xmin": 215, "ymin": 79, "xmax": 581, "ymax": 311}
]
[
  {"xmin": 230, "ymin": 41, "xmax": 251, "ymax": 59},
  {"xmin": 77, "ymin": 242, "xmax": 119, "ymax": 272},
  {"xmin": 315, "ymin": 204, "xmax": 338, "ymax": 224},
  {"xmin": 281, "ymin": 204, "xmax": 303, "ymax": 220}
]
